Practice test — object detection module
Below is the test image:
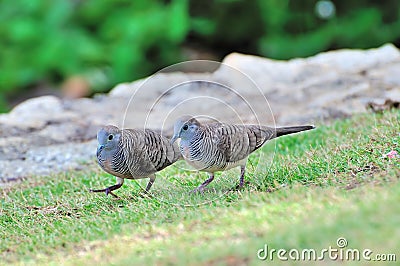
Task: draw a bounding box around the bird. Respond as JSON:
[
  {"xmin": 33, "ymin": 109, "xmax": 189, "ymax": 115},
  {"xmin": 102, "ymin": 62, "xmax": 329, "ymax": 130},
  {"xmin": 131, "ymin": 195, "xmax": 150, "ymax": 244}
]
[
  {"xmin": 91, "ymin": 125, "xmax": 182, "ymax": 197},
  {"xmin": 171, "ymin": 116, "xmax": 315, "ymax": 193}
]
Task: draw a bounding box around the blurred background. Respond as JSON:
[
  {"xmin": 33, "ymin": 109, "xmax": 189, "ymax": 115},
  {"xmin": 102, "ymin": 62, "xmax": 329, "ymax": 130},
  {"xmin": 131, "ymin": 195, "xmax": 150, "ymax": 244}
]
[{"xmin": 0, "ymin": 0, "xmax": 399, "ymax": 113}]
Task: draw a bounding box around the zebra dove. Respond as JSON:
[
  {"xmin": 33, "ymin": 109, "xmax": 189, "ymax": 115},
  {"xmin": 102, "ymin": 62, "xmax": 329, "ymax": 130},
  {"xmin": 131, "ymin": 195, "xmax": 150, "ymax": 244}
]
[
  {"xmin": 91, "ymin": 125, "xmax": 182, "ymax": 197},
  {"xmin": 171, "ymin": 116, "xmax": 315, "ymax": 193}
]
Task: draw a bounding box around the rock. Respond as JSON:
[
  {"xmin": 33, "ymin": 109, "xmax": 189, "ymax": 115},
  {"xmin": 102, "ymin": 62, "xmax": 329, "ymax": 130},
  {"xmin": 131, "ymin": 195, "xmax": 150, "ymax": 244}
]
[
  {"xmin": 0, "ymin": 96, "xmax": 76, "ymax": 129},
  {"xmin": 307, "ymin": 43, "xmax": 400, "ymax": 73},
  {"xmin": 109, "ymin": 82, "xmax": 137, "ymax": 97},
  {"xmin": 384, "ymin": 88, "xmax": 400, "ymax": 101},
  {"xmin": 109, "ymin": 72, "xmax": 213, "ymax": 98},
  {"xmin": 0, "ymin": 140, "xmax": 97, "ymax": 182},
  {"xmin": 217, "ymin": 52, "xmax": 339, "ymax": 95},
  {"xmin": 36, "ymin": 122, "xmax": 97, "ymax": 143},
  {"xmin": 0, "ymin": 137, "xmax": 29, "ymax": 160},
  {"xmin": 368, "ymin": 62, "xmax": 400, "ymax": 86}
]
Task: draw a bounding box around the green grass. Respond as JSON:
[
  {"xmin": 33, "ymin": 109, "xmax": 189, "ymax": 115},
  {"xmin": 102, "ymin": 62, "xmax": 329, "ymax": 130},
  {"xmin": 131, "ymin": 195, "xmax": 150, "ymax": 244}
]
[{"xmin": 1, "ymin": 110, "xmax": 399, "ymax": 265}]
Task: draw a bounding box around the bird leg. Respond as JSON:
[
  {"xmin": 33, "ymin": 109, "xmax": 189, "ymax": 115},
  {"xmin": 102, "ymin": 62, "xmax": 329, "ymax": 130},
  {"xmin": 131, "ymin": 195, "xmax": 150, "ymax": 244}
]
[
  {"xmin": 230, "ymin": 166, "xmax": 248, "ymax": 191},
  {"xmin": 239, "ymin": 165, "xmax": 246, "ymax": 187},
  {"xmin": 192, "ymin": 173, "xmax": 214, "ymax": 193},
  {"xmin": 144, "ymin": 175, "xmax": 156, "ymax": 193},
  {"xmin": 90, "ymin": 177, "xmax": 124, "ymax": 198},
  {"xmin": 137, "ymin": 175, "xmax": 156, "ymax": 198}
]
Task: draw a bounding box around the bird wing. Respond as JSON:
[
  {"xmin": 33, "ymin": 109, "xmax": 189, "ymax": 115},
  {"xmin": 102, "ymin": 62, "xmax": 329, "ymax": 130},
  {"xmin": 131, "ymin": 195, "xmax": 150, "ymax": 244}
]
[
  {"xmin": 120, "ymin": 129, "xmax": 179, "ymax": 178},
  {"xmin": 212, "ymin": 124, "xmax": 275, "ymax": 163},
  {"xmin": 143, "ymin": 129, "xmax": 178, "ymax": 171}
]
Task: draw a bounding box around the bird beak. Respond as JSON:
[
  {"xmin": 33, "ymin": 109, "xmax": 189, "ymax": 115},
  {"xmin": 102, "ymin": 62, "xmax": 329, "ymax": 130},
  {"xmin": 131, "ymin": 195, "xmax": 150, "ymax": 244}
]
[
  {"xmin": 96, "ymin": 144, "xmax": 104, "ymax": 157},
  {"xmin": 170, "ymin": 134, "xmax": 179, "ymax": 144}
]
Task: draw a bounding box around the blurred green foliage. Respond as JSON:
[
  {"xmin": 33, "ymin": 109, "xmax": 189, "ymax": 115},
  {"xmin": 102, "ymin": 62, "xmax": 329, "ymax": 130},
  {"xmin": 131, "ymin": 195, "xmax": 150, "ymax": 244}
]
[
  {"xmin": 0, "ymin": 0, "xmax": 399, "ymax": 112},
  {"xmin": 190, "ymin": 0, "xmax": 400, "ymax": 59},
  {"xmin": 0, "ymin": 0, "xmax": 189, "ymax": 111}
]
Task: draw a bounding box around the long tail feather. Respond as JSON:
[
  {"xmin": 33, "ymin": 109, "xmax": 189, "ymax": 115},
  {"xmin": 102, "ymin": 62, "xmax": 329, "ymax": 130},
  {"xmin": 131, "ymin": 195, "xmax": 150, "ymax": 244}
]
[{"xmin": 275, "ymin": 125, "xmax": 315, "ymax": 137}]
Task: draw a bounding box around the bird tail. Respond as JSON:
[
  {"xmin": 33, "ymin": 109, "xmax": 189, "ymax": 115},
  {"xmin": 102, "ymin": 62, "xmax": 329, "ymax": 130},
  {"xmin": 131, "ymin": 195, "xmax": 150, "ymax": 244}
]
[{"xmin": 275, "ymin": 125, "xmax": 315, "ymax": 137}]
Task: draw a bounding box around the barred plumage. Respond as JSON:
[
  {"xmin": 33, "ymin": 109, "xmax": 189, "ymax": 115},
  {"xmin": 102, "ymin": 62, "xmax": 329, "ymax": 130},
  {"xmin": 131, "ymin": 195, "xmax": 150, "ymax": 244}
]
[
  {"xmin": 171, "ymin": 116, "xmax": 315, "ymax": 193},
  {"xmin": 91, "ymin": 125, "xmax": 182, "ymax": 197}
]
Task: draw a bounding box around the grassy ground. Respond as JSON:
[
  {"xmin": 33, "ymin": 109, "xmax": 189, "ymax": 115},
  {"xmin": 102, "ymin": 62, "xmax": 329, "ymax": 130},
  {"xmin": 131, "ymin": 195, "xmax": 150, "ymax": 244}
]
[{"xmin": 1, "ymin": 110, "xmax": 399, "ymax": 265}]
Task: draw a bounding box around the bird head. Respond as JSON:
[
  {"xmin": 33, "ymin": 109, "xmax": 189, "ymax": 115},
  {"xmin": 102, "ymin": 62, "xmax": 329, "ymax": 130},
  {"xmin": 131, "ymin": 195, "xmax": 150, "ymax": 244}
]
[
  {"xmin": 96, "ymin": 125, "xmax": 121, "ymax": 157},
  {"xmin": 171, "ymin": 116, "xmax": 201, "ymax": 144}
]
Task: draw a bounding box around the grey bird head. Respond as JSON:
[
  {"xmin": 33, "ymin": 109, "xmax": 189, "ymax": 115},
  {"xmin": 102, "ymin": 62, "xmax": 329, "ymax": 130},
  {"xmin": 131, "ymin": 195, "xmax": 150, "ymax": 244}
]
[
  {"xmin": 97, "ymin": 125, "xmax": 121, "ymax": 158},
  {"xmin": 171, "ymin": 116, "xmax": 201, "ymax": 144}
]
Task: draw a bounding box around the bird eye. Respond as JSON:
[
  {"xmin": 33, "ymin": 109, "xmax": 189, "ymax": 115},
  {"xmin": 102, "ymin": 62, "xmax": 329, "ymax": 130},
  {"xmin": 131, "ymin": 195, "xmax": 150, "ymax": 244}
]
[
  {"xmin": 108, "ymin": 134, "xmax": 114, "ymax": 141},
  {"xmin": 182, "ymin": 125, "xmax": 189, "ymax": 131}
]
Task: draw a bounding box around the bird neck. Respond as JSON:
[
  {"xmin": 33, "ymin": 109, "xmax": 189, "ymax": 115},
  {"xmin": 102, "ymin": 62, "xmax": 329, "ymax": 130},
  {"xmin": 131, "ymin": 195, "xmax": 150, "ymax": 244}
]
[{"xmin": 179, "ymin": 138, "xmax": 190, "ymax": 148}]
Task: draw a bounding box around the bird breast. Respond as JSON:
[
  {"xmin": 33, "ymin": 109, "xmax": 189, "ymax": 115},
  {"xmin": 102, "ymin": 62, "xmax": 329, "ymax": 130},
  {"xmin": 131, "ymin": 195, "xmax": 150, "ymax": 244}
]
[{"xmin": 179, "ymin": 137, "xmax": 247, "ymax": 172}]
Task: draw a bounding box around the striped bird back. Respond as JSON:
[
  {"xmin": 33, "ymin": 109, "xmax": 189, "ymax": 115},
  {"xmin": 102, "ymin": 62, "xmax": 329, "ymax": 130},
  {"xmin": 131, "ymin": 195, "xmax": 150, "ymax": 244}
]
[
  {"xmin": 119, "ymin": 129, "xmax": 181, "ymax": 178},
  {"xmin": 181, "ymin": 123, "xmax": 275, "ymax": 171}
]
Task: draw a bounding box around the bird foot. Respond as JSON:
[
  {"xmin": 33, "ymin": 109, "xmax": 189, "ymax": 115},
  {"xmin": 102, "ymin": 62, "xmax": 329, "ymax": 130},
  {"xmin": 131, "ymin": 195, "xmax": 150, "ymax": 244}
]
[
  {"xmin": 89, "ymin": 188, "xmax": 120, "ymax": 199},
  {"xmin": 230, "ymin": 181, "xmax": 251, "ymax": 191},
  {"xmin": 190, "ymin": 186, "xmax": 206, "ymax": 194},
  {"xmin": 138, "ymin": 190, "xmax": 153, "ymax": 199}
]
